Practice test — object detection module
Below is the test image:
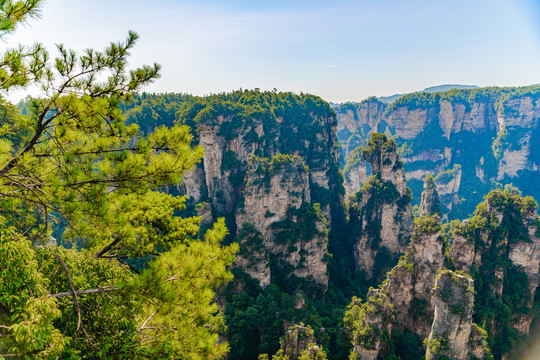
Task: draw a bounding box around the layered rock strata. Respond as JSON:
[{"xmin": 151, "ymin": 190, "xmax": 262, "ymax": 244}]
[
  {"xmin": 235, "ymin": 155, "xmax": 329, "ymax": 289},
  {"xmin": 425, "ymin": 270, "xmax": 489, "ymax": 360},
  {"xmin": 346, "ymin": 215, "xmax": 446, "ymax": 359},
  {"xmin": 182, "ymin": 92, "xmax": 342, "ymax": 228},
  {"xmin": 420, "ymin": 175, "xmax": 441, "ymax": 216},
  {"xmin": 452, "ymin": 189, "xmax": 540, "ymax": 340},
  {"xmin": 335, "ymin": 86, "xmax": 540, "ymax": 218},
  {"xmin": 349, "ymin": 133, "xmax": 413, "ymax": 280}
]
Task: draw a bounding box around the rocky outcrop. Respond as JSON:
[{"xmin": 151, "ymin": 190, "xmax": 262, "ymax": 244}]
[
  {"xmin": 452, "ymin": 189, "xmax": 540, "ymax": 303},
  {"xmin": 349, "ymin": 133, "xmax": 413, "ymax": 280},
  {"xmin": 496, "ymin": 132, "xmax": 531, "ymax": 181},
  {"xmin": 335, "ymin": 86, "xmax": 540, "ymax": 219},
  {"xmin": 425, "ymin": 270, "xmax": 490, "ymax": 360},
  {"xmin": 346, "ymin": 215, "xmax": 446, "ymax": 359},
  {"xmin": 182, "ymin": 91, "xmax": 342, "ymax": 229},
  {"xmin": 343, "ymin": 161, "xmax": 369, "ymax": 197},
  {"xmin": 177, "ymin": 91, "xmax": 343, "ymax": 295},
  {"xmin": 271, "ymin": 324, "xmax": 327, "ymax": 360},
  {"xmin": 235, "ymin": 155, "xmax": 329, "ymax": 289},
  {"xmin": 451, "ymin": 189, "xmax": 540, "ymax": 357},
  {"xmin": 420, "ymin": 176, "xmax": 441, "ymax": 216},
  {"xmin": 343, "ymin": 147, "xmax": 370, "ymax": 197},
  {"xmin": 336, "ymin": 99, "xmax": 386, "ymax": 154}
]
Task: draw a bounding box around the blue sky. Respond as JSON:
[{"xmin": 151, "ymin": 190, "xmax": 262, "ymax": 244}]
[{"xmin": 4, "ymin": 0, "xmax": 540, "ymax": 102}]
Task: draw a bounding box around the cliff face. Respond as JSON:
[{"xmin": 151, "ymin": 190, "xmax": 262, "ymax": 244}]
[
  {"xmin": 235, "ymin": 155, "xmax": 329, "ymax": 289},
  {"xmin": 183, "ymin": 92, "xmax": 342, "ymax": 229},
  {"xmin": 176, "ymin": 91, "xmax": 343, "ymax": 297},
  {"xmin": 270, "ymin": 324, "xmax": 327, "ymax": 360},
  {"xmin": 425, "ymin": 271, "xmax": 490, "ymax": 360},
  {"xmin": 345, "ymin": 215, "xmax": 446, "ymax": 358},
  {"xmin": 420, "ymin": 176, "xmax": 441, "ymax": 216},
  {"xmin": 344, "ymin": 182, "xmax": 498, "ymax": 360},
  {"xmin": 348, "ymin": 134, "xmax": 413, "ymax": 280},
  {"xmin": 451, "ymin": 189, "xmax": 540, "ymax": 356},
  {"xmin": 336, "ymin": 86, "xmax": 540, "ymax": 219},
  {"xmin": 190, "ymin": 114, "xmax": 269, "ymax": 214}
]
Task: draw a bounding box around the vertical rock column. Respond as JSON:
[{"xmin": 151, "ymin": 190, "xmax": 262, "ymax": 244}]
[
  {"xmin": 235, "ymin": 155, "xmax": 329, "ymax": 289},
  {"xmin": 420, "ymin": 175, "xmax": 442, "ymax": 216},
  {"xmin": 350, "ymin": 133, "xmax": 413, "ymax": 280},
  {"xmin": 426, "ymin": 270, "xmax": 489, "ymax": 360}
]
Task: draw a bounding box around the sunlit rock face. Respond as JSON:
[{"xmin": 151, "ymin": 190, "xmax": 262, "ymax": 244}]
[
  {"xmin": 426, "ymin": 271, "xmax": 489, "ymax": 360},
  {"xmin": 235, "ymin": 156, "xmax": 329, "ymax": 289},
  {"xmin": 452, "ymin": 190, "xmax": 540, "ymax": 339},
  {"xmin": 349, "ymin": 134, "xmax": 412, "ymax": 281},
  {"xmin": 335, "ymin": 88, "xmax": 540, "ymax": 219},
  {"xmin": 179, "ymin": 92, "xmax": 341, "ymax": 291}
]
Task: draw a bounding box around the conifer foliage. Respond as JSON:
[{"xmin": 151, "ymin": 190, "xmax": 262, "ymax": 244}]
[{"xmin": 0, "ymin": 1, "xmax": 237, "ymax": 358}]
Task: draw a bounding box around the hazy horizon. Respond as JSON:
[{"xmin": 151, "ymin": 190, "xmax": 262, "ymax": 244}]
[{"xmin": 3, "ymin": 0, "xmax": 540, "ymax": 103}]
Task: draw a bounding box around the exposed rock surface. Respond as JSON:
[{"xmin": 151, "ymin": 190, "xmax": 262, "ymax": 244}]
[
  {"xmin": 177, "ymin": 92, "xmax": 342, "ymax": 294},
  {"xmin": 452, "ymin": 190, "xmax": 540, "ymax": 338},
  {"xmin": 420, "ymin": 176, "xmax": 441, "ymax": 216},
  {"xmin": 183, "ymin": 94, "xmax": 341, "ymax": 227},
  {"xmin": 346, "ymin": 215, "xmax": 446, "ymax": 359},
  {"xmin": 273, "ymin": 324, "xmax": 327, "ymax": 360},
  {"xmin": 349, "ymin": 133, "xmax": 413, "ymax": 280},
  {"xmin": 335, "ymin": 86, "xmax": 540, "ymax": 219},
  {"xmin": 425, "ymin": 270, "xmax": 489, "ymax": 360},
  {"xmin": 235, "ymin": 155, "xmax": 329, "ymax": 289},
  {"xmin": 343, "ymin": 160, "xmax": 369, "ymax": 197}
]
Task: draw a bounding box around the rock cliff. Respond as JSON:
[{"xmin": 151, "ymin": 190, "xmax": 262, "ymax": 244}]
[
  {"xmin": 348, "ymin": 133, "xmax": 413, "ymax": 280},
  {"xmin": 182, "ymin": 91, "xmax": 342, "ymax": 229},
  {"xmin": 451, "ymin": 189, "xmax": 540, "ymax": 357},
  {"xmin": 345, "ymin": 215, "xmax": 447, "ymax": 359},
  {"xmin": 420, "ymin": 175, "xmax": 441, "ymax": 216},
  {"xmin": 336, "ymin": 85, "xmax": 540, "ymax": 219},
  {"xmin": 267, "ymin": 324, "xmax": 327, "ymax": 360},
  {"xmin": 176, "ymin": 91, "xmax": 343, "ymax": 290},
  {"xmin": 235, "ymin": 155, "xmax": 329, "ymax": 289},
  {"xmin": 425, "ymin": 270, "xmax": 490, "ymax": 360}
]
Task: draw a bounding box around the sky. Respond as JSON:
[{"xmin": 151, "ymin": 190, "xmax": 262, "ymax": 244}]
[{"xmin": 4, "ymin": 0, "xmax": 540, "ymax": 103}]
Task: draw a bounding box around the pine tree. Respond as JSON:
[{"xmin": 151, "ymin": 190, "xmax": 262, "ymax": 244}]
[{"xmin": 0, "ymin": 1, "xmax": 237, "ymax": 358}]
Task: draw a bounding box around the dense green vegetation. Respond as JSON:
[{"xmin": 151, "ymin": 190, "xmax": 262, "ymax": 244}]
[
  {"xmin": 4, "ymin": 3, "xmax": 539, "ymax": 359},
  {"xmin": 120, "ymin": 92, "xmax": 194, "ymax": 133},
  {"xmin": 0, "ymin": 2, "xmax": 236, "ymax": 359}
]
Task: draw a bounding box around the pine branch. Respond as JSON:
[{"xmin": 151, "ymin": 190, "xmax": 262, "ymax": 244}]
[
  {"xmin": 51, "ymin": 252, "xmax": 82, "ymax": 331},
  {"xmin": 137, "ymin": 309, "xmax": 158, "ymax": 335},
  {"xmin": 50, "ymin": 286, "xmax": 119, "ymax": 299},
  {"xmin": 51, "ymin": 251, "xmax": 102, "ymax": 352},
  {"xmin": 94, "ymin": 237, "xmax": 121, "ymax": 258}
]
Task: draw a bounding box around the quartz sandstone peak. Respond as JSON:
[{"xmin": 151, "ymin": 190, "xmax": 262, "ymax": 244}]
[
  {"xmin": 235, "ymin": 155, "xmax": 329, "ymax": 290},
  {"xmin": 278, "ymin": 324, "xmax": 327, "ymax": 360},
  {"xmin": 346, "ymin": 215, "xmax": 446, "ymax": 359},
  {"xmin": 420, "ymin": 175, "xmax": 441, "ymax": 216},
  {"xmin": 335, "ymin": 87, "xmax": 540, "ymax": 218},
  {"xmin": 425, "ymin": 270, "xmax": 490, "ymax": 360},
  {"xmin": 350, "ymin": 133, "xmax": 413, "ymax": 280},
  {"xmin": 451, "ymin": 189, "xmax": 540, "ymax": 343},
  {"xmin": 178, "ymin": 92, "xmax": 340, "ymax": 292}
]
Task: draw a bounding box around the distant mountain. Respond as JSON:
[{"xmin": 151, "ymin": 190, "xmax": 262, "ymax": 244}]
[
  {"xmin": 377, "ymin": 84, "xmax": 479, "ymax": 104},
  {"xmin": 421, "ymin": 84, "xmax": 478, "ymax": 93}
]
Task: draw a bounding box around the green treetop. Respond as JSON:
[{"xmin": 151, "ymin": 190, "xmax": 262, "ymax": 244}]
[{"xmin": 0, "ymin": 1, "xmax": 237, "ymax": 359}]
